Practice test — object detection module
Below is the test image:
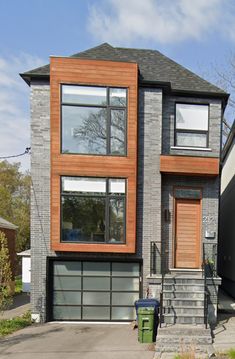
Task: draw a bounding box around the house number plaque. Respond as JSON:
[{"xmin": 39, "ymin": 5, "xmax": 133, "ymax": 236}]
[{"xmin": 202, "ymin": 216, "xmax": 216, "ymax": 224}]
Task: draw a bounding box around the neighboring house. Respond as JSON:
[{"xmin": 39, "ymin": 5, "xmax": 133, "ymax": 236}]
[
  {"xmin": 21, "ymin": 43, "xmax": 228, "ymax": 325},
  {"xmin": 218, "ymin": 121, "xmax": 235, "ymax": 298},
  {"xmin": 17, "ymin": 249, "xmax": 31, "ymax": 293},
  {"xmin": 0, "ymin": 216, "xmax": 17, "ymax": 291}
]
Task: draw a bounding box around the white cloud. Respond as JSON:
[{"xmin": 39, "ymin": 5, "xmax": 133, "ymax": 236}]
[
  {"xmin": 88, "ymin": 0, "xmax": 234, "ymax": 44},
  {"xmin": 0, "ymin": 53, "xmax": 45, "ymax": 172}
]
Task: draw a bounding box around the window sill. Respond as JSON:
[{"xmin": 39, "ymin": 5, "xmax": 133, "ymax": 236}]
[{"xmin": 171, "ymin": 146, "xmax": 212, "ymax": 152}]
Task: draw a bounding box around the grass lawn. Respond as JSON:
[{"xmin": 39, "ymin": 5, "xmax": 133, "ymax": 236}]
[
  {"xmin": 0, "ymin": 311, "xmax": 31, "ymax": 336},
  {"xmin": 14, "ymin": 276, "xmax": 22, "ymax": 294}
]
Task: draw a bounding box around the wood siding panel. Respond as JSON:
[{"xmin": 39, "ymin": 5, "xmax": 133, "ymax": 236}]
[
  {"xmin": 160, "ymin": 155, "xmax": 219, "ymax": 176},
  {"xmin": 175, "ymin": 199, "xmax": 201, "ymax": 269},
  {"xmin": 50, "ymin": 57, "xmax": 138, "ymax": 253}
]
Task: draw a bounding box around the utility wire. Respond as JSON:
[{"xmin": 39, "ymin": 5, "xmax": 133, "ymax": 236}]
[{"xmin": 0, "ymin": 147, "xmax": 31, "ymax": 159}]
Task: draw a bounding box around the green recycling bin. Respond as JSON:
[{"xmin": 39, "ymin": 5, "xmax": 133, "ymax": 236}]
[{"xmin": 138, "ymin": 307, "xmax": 155, "ymax": 343}]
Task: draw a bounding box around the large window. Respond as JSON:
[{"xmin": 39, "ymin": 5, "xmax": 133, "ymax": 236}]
[
  {"xmin": 61, "ymin": 177, "xmax": 126, "ymax": 244},
  {"xmin": 61, "ymin": 85, "xmax": 127, "ymax": 155},
  {"xmin": 175, "ymin": 103, "xmax": 209, "ymax": 148}
]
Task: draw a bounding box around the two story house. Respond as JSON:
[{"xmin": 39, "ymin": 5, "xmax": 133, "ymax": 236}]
[{"xmin": 21, "ymin": 43, "xmax": 228, "ymax": 325}]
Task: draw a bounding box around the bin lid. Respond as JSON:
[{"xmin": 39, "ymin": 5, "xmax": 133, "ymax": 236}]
[
  {"xmin": 137, "ymin": 306, "xmax": 155, "ymax": 314},
  {"xmin": 135, "ymin": 298, "xmax": 160, "ymax": 308}
]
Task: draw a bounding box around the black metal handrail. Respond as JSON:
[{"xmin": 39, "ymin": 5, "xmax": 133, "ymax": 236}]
[
  {"xmin": 202, "ymin": 242, "xmax": 218, "ymax": 328},
  {"xmin": 150, "ymin": 241, "xmax": 166, "ymax": 327}
]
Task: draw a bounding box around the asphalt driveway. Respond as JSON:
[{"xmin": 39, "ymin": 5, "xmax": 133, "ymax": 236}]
[{"xmin": 0, "ymin": 322, "xmax": 155, "ymax": 359}]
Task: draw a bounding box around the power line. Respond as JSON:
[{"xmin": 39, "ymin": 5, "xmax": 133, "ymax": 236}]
[{"xmin": 0, "ymin": 147, "xmax": 31, "ymax": 159}]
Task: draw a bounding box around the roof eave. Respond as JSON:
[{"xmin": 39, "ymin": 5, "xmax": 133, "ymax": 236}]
[{"xmin": 19, "ymin": 73, "xmax": 50, "ymax": 86}]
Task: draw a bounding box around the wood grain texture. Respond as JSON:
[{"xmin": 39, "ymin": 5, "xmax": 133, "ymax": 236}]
[
  {"xmin": 50, "ymin": 57, "xmax": 138, "ymax": 253},
  {"xmin": 174, "ymin": 198, "xmax": 201, "ymax": 269},
  {"xmin": 160, "ymin": 155, "xmax": 219, "ymax": 176}
]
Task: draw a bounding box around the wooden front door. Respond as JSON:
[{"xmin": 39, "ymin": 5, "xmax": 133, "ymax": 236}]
[{"xmin": 174, "ymin": 198, "xmax": 201, "ymax": 269}]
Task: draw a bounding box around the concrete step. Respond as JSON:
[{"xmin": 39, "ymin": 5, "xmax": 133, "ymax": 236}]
[
  {"xmin": 163, "ymin": 313, "xmax": 205, "ymax": 325},
  {"xmin": 155, "ymin": 324, "xmax": 212, "ymax": 354},
  {"xmin": 164, "ymin": 283, "xmax": 204, "ymax": 291},
  {"xmin": 164, "ymin": 298, "xmax": 204, "ymax": 307},
  {"xmin": 163, "ymin": 290, "xmax": 204, "ymax": 300},
  {"xmin": 164, "ymin": 276, "xmax": 204, "ymax": 285},
  {"xmin": 163, "ymin": 305, "xmax": 204, "ymax": 315}
]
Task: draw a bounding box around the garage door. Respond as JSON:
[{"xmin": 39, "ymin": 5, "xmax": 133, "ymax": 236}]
[{"xmin": 50, "ymin": 260, "xmax": 141, "ymax": 321}]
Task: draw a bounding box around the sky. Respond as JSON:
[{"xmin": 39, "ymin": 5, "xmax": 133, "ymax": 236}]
[{"xmin": 0, "ymin": 0, "xmax": 235, "ymax": 172}]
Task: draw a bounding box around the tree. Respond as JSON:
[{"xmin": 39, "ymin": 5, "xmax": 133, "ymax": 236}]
[
  {"xmin": 0, "ymin": 161, "xmax": 30, "ymax": 251},
  {"xmin": 0, "ymin": 231, "xmax": 12, "ymax": 312}
]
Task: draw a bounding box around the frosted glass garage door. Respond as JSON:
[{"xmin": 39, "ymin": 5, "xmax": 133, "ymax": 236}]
[{"xmin": 52, "ymin": 261, "xmax": 140, "ymax": 321}]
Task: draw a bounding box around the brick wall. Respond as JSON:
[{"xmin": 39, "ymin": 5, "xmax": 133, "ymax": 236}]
[{"xmin": 137, "ymin": 88, "xmax": 162, "ymax": 293}]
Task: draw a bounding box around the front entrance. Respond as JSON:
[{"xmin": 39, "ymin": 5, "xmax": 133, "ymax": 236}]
[{"xmin": 174, "ymin": 198, "xmax": 201, "ymax": 269}]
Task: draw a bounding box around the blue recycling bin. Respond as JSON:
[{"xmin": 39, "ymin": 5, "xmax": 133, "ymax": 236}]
[{"xmin": 135, "ymin": 298, "xmax": 160, "ymax": 339}]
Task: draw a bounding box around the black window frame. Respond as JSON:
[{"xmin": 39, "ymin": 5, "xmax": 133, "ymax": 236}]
[
  {"xmin": 60, "ymin": 84, "xmax": 128, "ymax": 156},
  {"xmin": 174, "ymin": 102, "xmax": 210, "ymax": 149},
  {"xmin": 60, "ymin": 176, "xmax": 126, "ymax": 244}
]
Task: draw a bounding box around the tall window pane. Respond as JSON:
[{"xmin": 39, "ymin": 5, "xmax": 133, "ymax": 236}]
[
  {"xmin": 62, "ymin": 85, "xmax": 107, "ymax": 105},
  {"xmin": 62, "ymin": 196, "xmax": 105, "ymax": 242},
  {"xmin": 110, "ymin": 110, "xmax": 125, "ymax": 155},
  {"xmin": 109, "ymin": 198, "xmax": 125, "ymax": 243},
  {"xmin": 62, "ymin": 106, "xmax": 107, "ymax": 154}
]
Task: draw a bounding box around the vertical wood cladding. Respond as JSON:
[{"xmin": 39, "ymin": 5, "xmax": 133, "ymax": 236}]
[{"xmin": 50, "ymin": 57, "xmax": 138, "ymax": 253}]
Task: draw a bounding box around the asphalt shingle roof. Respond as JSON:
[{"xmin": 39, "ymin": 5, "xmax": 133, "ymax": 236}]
[
  {"xmin": 0, "ymin": 216, "xmax": 18, "ymax": 230},
  {"xmin": 21, "ymin": 43, "xmax": 227, "ymax": 96}
]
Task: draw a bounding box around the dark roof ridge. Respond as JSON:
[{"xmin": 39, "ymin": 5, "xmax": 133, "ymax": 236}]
[
  {"xmin": 116, "ymin": 46, "xmax": 226, "ymax": 95},
  {"xmin": 71, "ymin": 42, "xmax": 114, "ymax": 57}
]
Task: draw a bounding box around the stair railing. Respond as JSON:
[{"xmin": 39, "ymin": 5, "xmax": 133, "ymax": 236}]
[
  {"xmin": 150, "ymin": 240, "xmax": 166, "ymax": 328},
  {"xmin": 202, "ymin": 242, "xmax": 217, "ymax": 329}
]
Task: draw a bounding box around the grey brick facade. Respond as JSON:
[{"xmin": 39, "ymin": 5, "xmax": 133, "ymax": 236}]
[
  {"xmin": 137, "ymin": 88, "xmax": 162, "ymax": 293},
  {"xmin": 30, "ymin": 81, "xmax": 51, "ymax": 322}
]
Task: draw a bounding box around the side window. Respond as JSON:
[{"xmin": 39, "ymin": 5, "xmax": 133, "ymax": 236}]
[
  {"xmin": 61, "ymin": 85, "xmax": 127, "ymax": 156},
  {"xmin": 175, "ymin": 103, "xmax": 209, "ymax": 148}
]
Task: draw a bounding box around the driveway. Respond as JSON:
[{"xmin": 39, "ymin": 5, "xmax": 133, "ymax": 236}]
[{"xmin": 0, "ymin": 322, "xmax": 155, "ymax": 359}]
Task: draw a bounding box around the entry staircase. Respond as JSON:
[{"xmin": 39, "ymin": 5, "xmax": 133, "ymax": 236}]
[
  {"xmin": 162, "ymin": 272, "xmax": 205, "ymax": 325},
  {"xmin": 156, "ymin": 271, "xmax": 213, "ymax": 354}
]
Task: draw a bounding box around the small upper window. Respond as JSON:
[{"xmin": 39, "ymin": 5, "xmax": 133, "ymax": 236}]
[
  {"xmin": 175, "ymin": 104, "xmax": 209, "ymax": 148},
  {"xmin": 61, "ymin": 85, "xmax": 127, "ymax": 156}
]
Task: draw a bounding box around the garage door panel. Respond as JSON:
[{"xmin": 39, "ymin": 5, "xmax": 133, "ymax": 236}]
[
  {"xmin": 112, "ymin": 262, "xmax": 139, "ymax": 277},
  {"xmin": 112, "ymin": 277, "xmax": 139, "ymax": 291},
  {"xmin": 54, "ymin": 261, "xmax": 81, "ymax": 276},
  {"xmin": 53, "ymin": 291, "xmax": 81, "ymax": 305},
  {"xmin": 83, "ymin": 292, "xmax": 110, "ymax": 305},
  {"xmin": 83, "ymin": 262, "xmax": 110, "ymax": 276},
  {"xmin": 112, "ymin": 307, "xmax": 136, "ymax": 320},
  {"xmin": 53, "ymin": 305, "xmax": 81, "ymax": 320},
  {"xmin": 54, "ymin": 276, "xmax": 81, "ymax": 290},
  {"xmin": 83, "ymin": 277, "xmax": 110, "ymax": 291},
  {"xmin": 83, "ymin": 306, "xmax": 110, "ymax": 320},
  {"xmin": 112, "ymin": 292, "xmax": 139, "ymax": 306}
]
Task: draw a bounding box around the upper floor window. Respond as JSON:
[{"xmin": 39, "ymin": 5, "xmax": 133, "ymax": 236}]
[
  {"xmin": 61, "ymin": 85, "xmax": 127, "ymax": 155},
  {"xmin": 61, "ymin": 176, "xmax": 126, "ymax": 244},
  {"xmin": 175, "ymin": 103, "xmax": 209, "ymax": 148}
]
